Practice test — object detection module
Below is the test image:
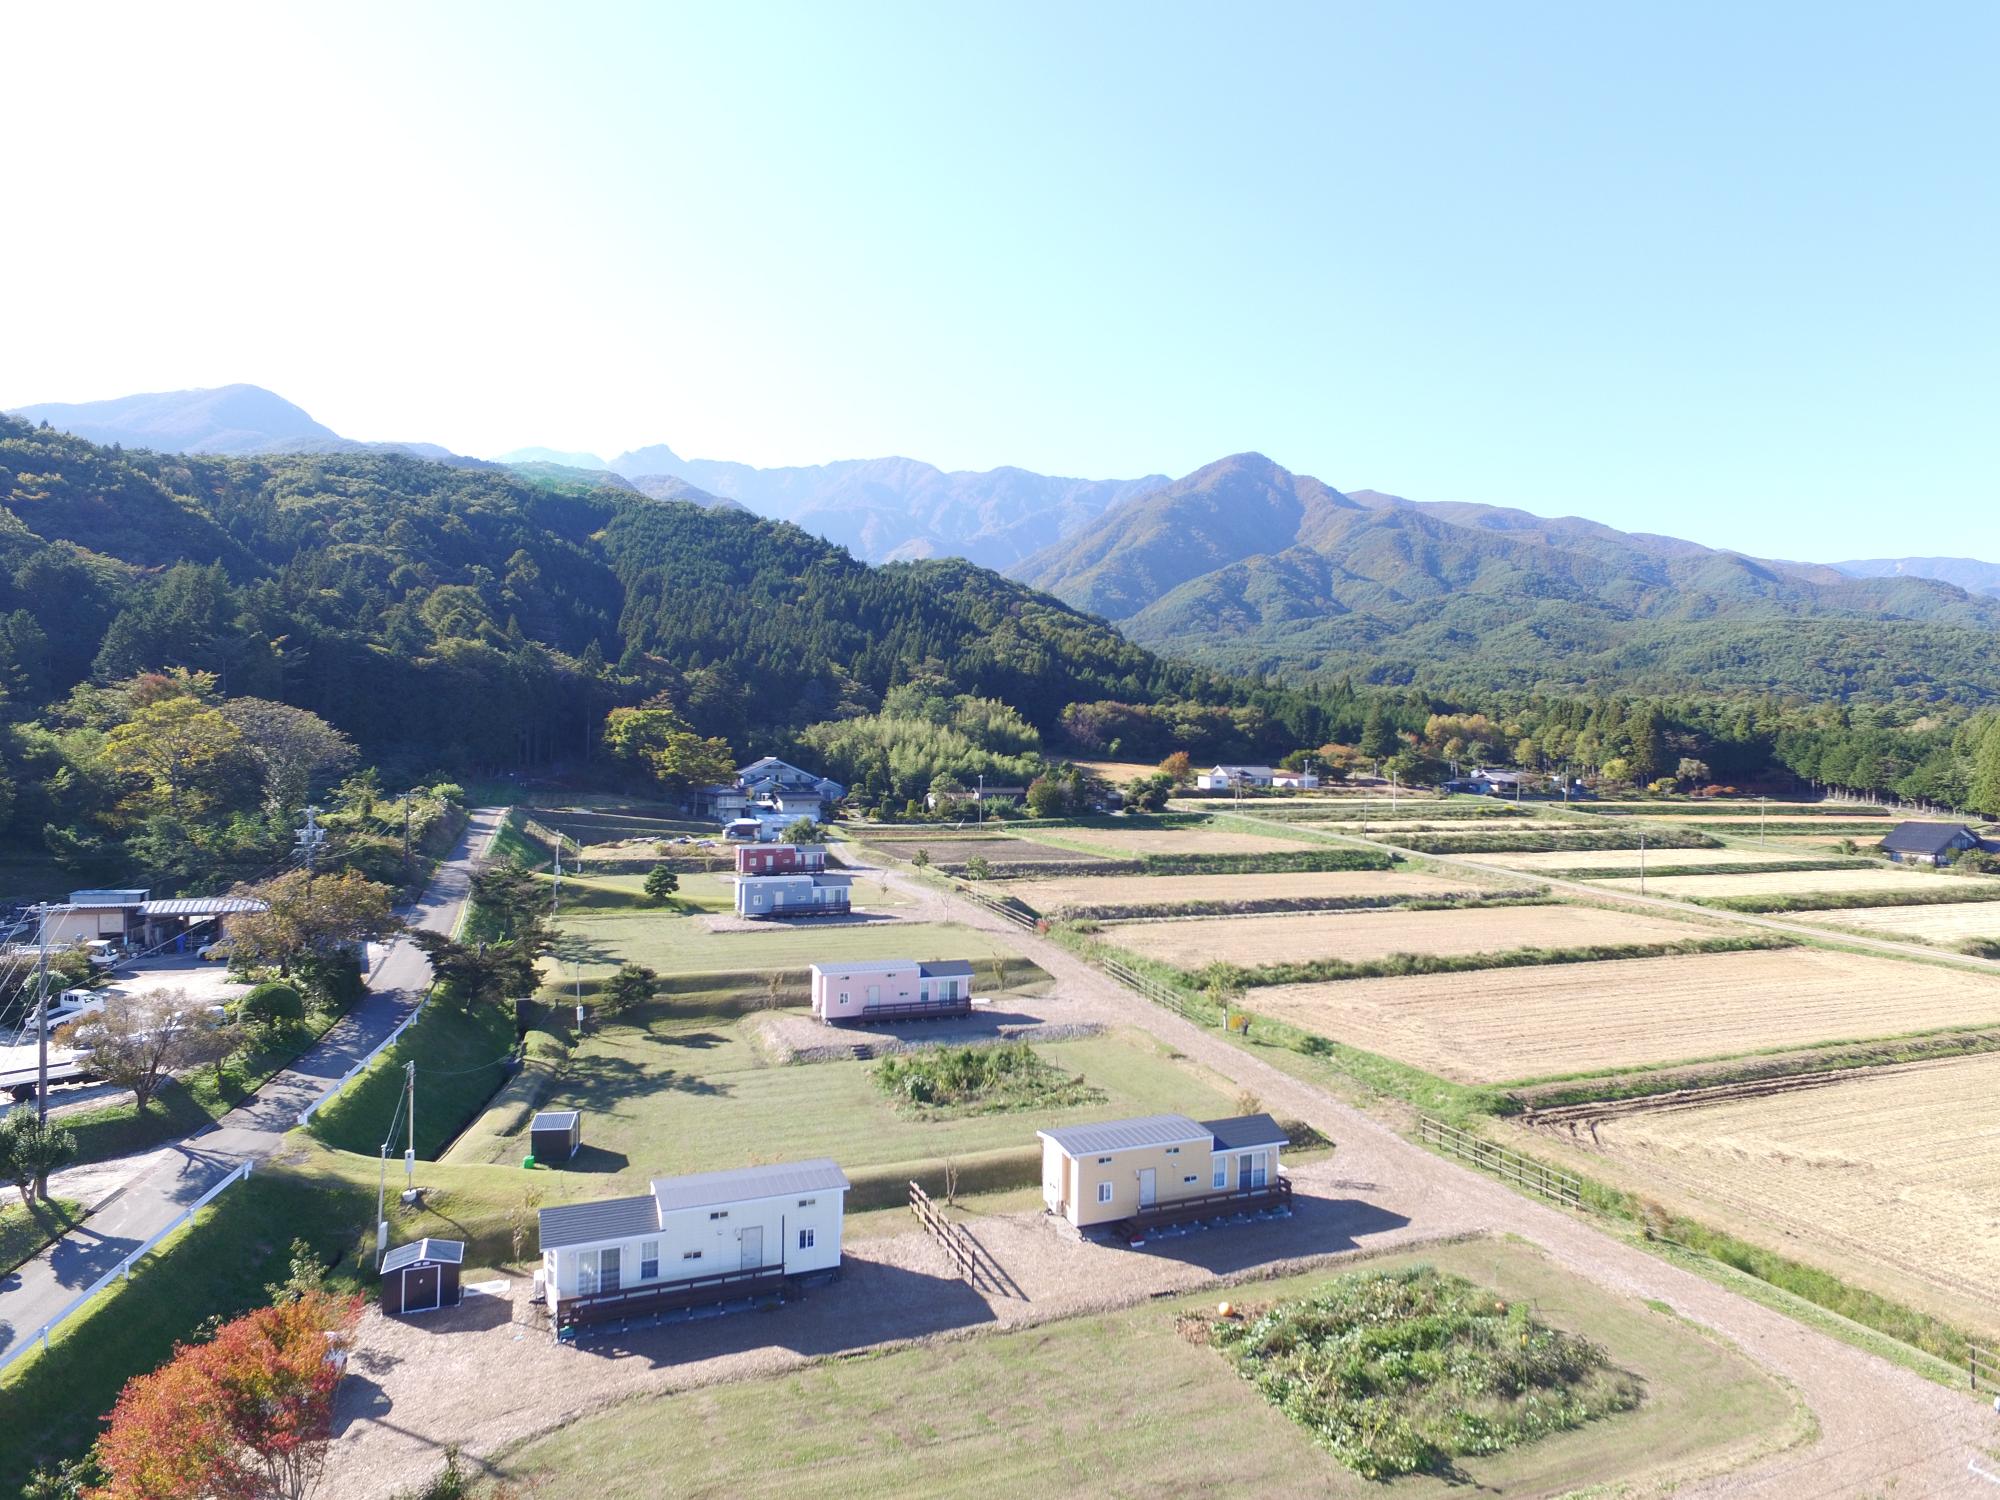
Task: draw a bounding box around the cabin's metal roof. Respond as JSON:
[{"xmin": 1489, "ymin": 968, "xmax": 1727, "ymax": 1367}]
[
  {"xmin": 1039, "ymin": 1114, "xmax": 1210, "ymax": 1156},
  {"xmin": 1881, "ymin": 821, "xmax": 1976, "ymax": 854},
  {"xmin": 918, "ymin": 960, "xmax": 976, "ymax": 978},
  {"xmin": 531, "ymin": 1110, "xmax": 579, "ymax": 1131},
  {"xmin": 381, "ymin": 1237, "xmax": 465, "ymax": 1274},
  {"xmin": 138, "ymin": 897, "xmax": 269, "ymax": 917},
  {"xmin": 650, "ymin": 1158, "xmax": 849, "ymax": 1215},
  {"xmin": 1201, "ymin": 1113, "xmax": 1289, "ymax": 1152},
  {"xmin": 538, "ymin": 1193, "xmax": 660, "ymax": 1250}
]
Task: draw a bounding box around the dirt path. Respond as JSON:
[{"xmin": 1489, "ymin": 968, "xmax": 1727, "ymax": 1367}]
[{"xmin": 845, "ymin": 848, "xmax": 1999, "ymax": 1498}]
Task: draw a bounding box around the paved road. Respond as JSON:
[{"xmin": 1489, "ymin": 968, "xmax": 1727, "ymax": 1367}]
[
  {"xmin": 837, "ymin": 842, "xmax": 1999, "ymax": 1498},
  {"xmin": 0, "ymin": 807, "xmax": 505, "ymax": 1361}
]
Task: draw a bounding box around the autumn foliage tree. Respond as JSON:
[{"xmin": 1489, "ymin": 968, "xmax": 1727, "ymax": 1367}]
[
  {"xmin": 600, "ymin": 698, "xmax": 734, "ymax": 796},
  {"xmin": 92, "ymin": 1288, "xmax": 362, "ymax": 1500}
]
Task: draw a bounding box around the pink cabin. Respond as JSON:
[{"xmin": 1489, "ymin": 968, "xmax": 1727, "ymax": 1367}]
[
  {"xmin": 808, "ymin": 959, "xmax": 976, "ymax": 1024},
  {"xmin": 735, "ymin": 844, "xmax": 829, "ymax": 876}
]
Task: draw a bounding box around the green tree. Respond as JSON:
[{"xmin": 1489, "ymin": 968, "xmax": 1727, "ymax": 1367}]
[
  {"xmin": 963, "ymin": 854, "xmax": 993, "ymax": 880},
  {"xmin": 0, "ymin": 1111, "xmax": 77, "ymax": 1205},
  {"xmin": 779, "ymin": 817, "xmax": 827, "ymax": 843},
  {"xmin": 1970, "ymin": 721, "xmax": 2000, "ymax": 817},
  {"xmin": 99, "ymin": 694, "xmax": 241, "ymax": 814},
  {"xmin": 601, "ymin": 701, "xmax": 735, "ymax": 795},
  {"xmin": 600, "ymin": 962, "xmax": 660, "ymax": 1016},
  {"xmin": 642, "ymin": 866, "xmax": 681, "ymax": 904},
  {"xmin": 1359, "ymin": 702, "xmax": 1394, "ymax": 763}
]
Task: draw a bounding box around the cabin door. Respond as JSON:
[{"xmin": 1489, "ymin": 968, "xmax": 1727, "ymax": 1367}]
[
  {"xmin": 1137, "ymin": 1169, "xmax": 1156, "ymax": 1208},
  {"xmin": 599, "ymin": 1246, "xmax": 621, "ymax": 1292},
  {"xmin": 404, "ymin": 1265, "xmax": 440, "ymax": 1314},
  {"xmin": 740, "ymin": 1226, "xmax": 764, "ymax": 1271}
]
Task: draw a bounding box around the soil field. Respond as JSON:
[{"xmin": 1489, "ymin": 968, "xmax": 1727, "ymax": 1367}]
[
  {"xmin": 1563, "ymin": 1052, "xmax": 2000, "ymax": 1320},
  {"xmin": 1027, "ymin": 824, "xmax": 1323, "ymax": 856},
  {"xmin": 1790, "ymin": 900, "xmax": 2000, "ymax": 944},
  {"xmin": 992, "ymin": 870, "xmax": 1479, "ymax": 916},
  {"xmin": 1454, "ymin": 848, "xmax": 1841, "ymax": 871},
  {"xmin": 1247, "ymin": 947, "xmax": 2000, "ymax": 1084},
  {"xmin": 1101, "ymin": 904, "xmax": 1711, "ymax": 969},
  {"xmin": 1655, "ymin": 817, "xmax": 1903, "ymax": 831},
  {"xmin": 1597, "ymin": 868, "xmax": 2000, "ymax": 901}
]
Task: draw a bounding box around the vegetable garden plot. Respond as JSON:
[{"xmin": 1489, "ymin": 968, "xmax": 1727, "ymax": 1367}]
[
  {"xmin": 1247, "ymin": 947, "xmax": 2000, "ymax": 1084},
  {"xmin": 992, "ymin": 870, "xmax": 1479, "ymax": 917},
  {"xmin": 1026, "ymin": 824, "xmax": 1326, "ymax": 856}
]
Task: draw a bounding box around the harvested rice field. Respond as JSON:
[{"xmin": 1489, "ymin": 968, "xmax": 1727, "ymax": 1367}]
[
  {"xmin": 1789, "ymin": 900, "xmax": 2000, "ymax": 945},
  {"xmin": 1454, "ymin": 847, "xmax": 1842, "ymax": 871},
  {"xmin": 871, "ymin": 837, "xmax": 1106, "ymax": 867},
  {"xmin": 1101, "ymin": 904, "xmax": 1714, "ymax": 970},
  {"xmin": 1564, "ymin": 1052, "xmax": 2000, "ymax": 1318},
  {"xmin": 1597, "ymin": 868, "xmax": 2000, "ymax": 901},
  {"xmin": 992, "ymin": 869, "xmax": 1480, "ymax": 917},
  {"xmin": 1026, "ymin": 823, "xmax": 1323, "ymax": 856},
  {"xmin": 1247, "ymin": 947, "xmax": 2000, "ymax": 1083}
]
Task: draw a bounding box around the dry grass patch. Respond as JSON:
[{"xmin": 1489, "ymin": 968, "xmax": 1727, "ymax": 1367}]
[
  {"xmin": 1029, "ymin": 823, "xmax": 1325, "ymax": 856},
  {"xmin": 1248, "ymin": 947, "xmax": 2000, "ymax": 1084},
  {"xmin": 1455, "ymin": 848, "xmax": 1839, "ymax": 871},
  {"xmin": 1790, "ymin": 900, "xmax": 2000, "ymax": 945},
  {"xmin": 1598, "ymin": 868, "xmax": 2000, "ymax": 901},
  {"xmin": 993, "ymin": 870, "xmax": 1478, "ymax": 916},
  {"xmin": 1572, "ymin": 1052, "xmax": 2000, "ymax": 1323},
  {"xmin": 1102, "ymin": 904, "xmax": 1710, "ymax": 969}
]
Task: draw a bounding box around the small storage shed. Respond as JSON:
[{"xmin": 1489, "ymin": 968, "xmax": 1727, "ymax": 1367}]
[
  {"xmin": 380, "ymin": 1237, "xmax": 464, "ymax": 1315},
  {"xmin": 531, "ymin": 1110, "xmax": 582, "ymax": 1162}
]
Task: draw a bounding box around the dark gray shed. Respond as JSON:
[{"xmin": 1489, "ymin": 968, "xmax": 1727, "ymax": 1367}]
[
  {"xmin": 381, "ymin": 1237, "xmax": 464, "ymax": 1316},
  {"xmin": 531, "ymin": 1109, "xmax": 582, "ymax": 1163}
]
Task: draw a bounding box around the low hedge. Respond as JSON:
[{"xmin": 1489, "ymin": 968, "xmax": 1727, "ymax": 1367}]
[
  {"xmin": 1563, "ymin": 859, "xmax": 1864, "ymax": 881},
  {"xmin": 1695, "ymin": 884, "xmax": 2000, "ymax": 913},
  {"xmin": 846, "ymin": 1143, "xmax": 1043, "ymax": 1211},
  {"xmin": 1032, "ymin": 892, "xmax": 1550, "ymax": 923},
  {"xmin": 1175, "ymin": 934, "xmax": 1792, "ymax": 990},
  {"xmin": 1394, "ymin": 828, "xmax": 1721, "ymax": 855}
]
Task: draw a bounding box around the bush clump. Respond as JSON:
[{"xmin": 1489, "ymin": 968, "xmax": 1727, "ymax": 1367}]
[
  {"xmin": 237, "ymin": 980, "xmax": 304, "ymax": 1029},
  {"xmin": 873, "ymin": 1042, "xmax": 1104, "ymax": 1116},
  {"xmin": 1208, "ymin": 1265, "xmax": 1642, "ymax": 1478}
]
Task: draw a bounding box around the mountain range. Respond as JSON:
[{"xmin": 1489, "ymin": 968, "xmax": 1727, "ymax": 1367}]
[
  {"xmin": 9, "ymin": 383, "xmax": 1999, "ymax": 700},
  {"xmin": 1011, "ymin": 453, "xmax": 2000, "ymax": 700}
]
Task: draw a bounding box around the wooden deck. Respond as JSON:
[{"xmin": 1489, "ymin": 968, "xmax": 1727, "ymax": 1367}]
[
  {"xmin": 1114, "ymin": 1177, "xmax": 1294, "ymax": 1242},
  {"xmin": 828, "ymin": 997, "xmax": 974, "ymax": 1025}
]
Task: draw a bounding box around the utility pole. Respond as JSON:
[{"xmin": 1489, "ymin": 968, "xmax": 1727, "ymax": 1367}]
[
  {"xmin": 401, "ymin": 794, "xmax": 413, "ymax": 875},
  {"xmin": 977, "ymin": 773, "xmax": 984, "ymax": 826},
  {"xmin": 295, "ymin": 805, "xmax": 327, "ymax": 898},
  {"xmin": 1638, "ymin": 833, "xmax": 1648, "ymax": 896},
  {"xmin": 404, "ymin": 1060, "xmax": 417, "ymax": 1200},
  {"xmin": 32, "ymin": 903, "xmax": 54, "ymax": 1122},
  {"xmin": 1759, "ymin": 795, "xmax": 1767, "ymax": 848}
]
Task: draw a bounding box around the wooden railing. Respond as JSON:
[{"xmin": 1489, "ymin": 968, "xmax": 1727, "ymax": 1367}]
[
  {"xmin": 554, "ymin": 1263, "xmax": 786, "ymax": 1335},
  {"xmin": 842, "ymin": 996, "xmax": 973, "ymax": 1024},
  {"xmin": 953, "ymin": 881, "xmax": 1038, "ymax": 931},
  {"xmin": 909, "ymin": 1180, "xmax": 994, "ymax": 1292},
  {"xmin": 1972, "ymin": 1343, "xmax": 2000, "ymax": 1391},
  {"xmin": 1102, "ymin": 958, "xmax": 1223, "ymax": 1026},
  {"xmin": 1127, "ymin": 1176, "xmax": 1294, "ymax": 1234},
  {"xmin": 1417, "ymin": 1116, "xmax": 1582, "ymax": 1209}
]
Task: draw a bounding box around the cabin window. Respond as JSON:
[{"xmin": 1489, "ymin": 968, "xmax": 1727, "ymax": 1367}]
[
  {"xmin": 1096, "ymin": 1156, "xmax": 1112, "ymax": 1165},
  {"xmin": 1165, "ymin": 1147, "xmax": 1179, "ymax": 1155},
  {"xmin": 576, "ymin": 1250, "xmax": 598, "ymax": 1294},
  {"xmin": 1247, "ymin": 1154, "xmax": 1268, "ymax": 1188},
  {"xmin": 798, "ymin": 1227, "xmax": 816, "ymax": 1250},
  {"xmin": 710, "ymin": 1210, "xmax": 728, "ymax": 1220},
  {"xmin": 1213, "ymin": 1162, "xmax": 1227, "ymax": 1190},
  {"xmin": 683, "ymin": 1249, "xmax": 703, "ymax": 1261},
  {"xmin": 1183, "ymin": 1175, "xmax": 1197, "ymax": 1184},
  {"xmin": 640, "ymin": 1241, "xmax": 659, "ymax": 1280},
  {"xmin": 1097, "ymin": 1182, "xmax": 1113, "ymax": 1204},
  {"xmin": 798, "ymin": 1198, "xmax": 816, "ymax": 1207}
]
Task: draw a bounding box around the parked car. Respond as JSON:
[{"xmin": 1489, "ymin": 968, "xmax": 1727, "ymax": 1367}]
[{"xmin": 197, "ymin": 938, "xmax": 234, "ymax": 961}]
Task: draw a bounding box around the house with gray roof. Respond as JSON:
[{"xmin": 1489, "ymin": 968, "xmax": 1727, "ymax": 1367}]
[
  {"xmin": 1879, "ymin": 820, "xmax": 1988, "ymax": 866},
  {"xmin": 537, "ymin": 1158, "xmax": 849, "ymax": 1335},
  {"xmin": 1039, "ymin": 1112, "xmax": 1292, "ymax": 1234}
]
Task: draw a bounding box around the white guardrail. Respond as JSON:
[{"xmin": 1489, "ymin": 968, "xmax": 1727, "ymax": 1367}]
[
  {"xmin": 0, "ymin": 1158, "xmax": 256, "ymax": 1376},
  {"xmin": 295, "ymin": 984, "xmax": 429, "ymax": 1128}
]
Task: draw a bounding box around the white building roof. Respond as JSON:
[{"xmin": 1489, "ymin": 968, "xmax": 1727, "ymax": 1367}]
[
  {"xmin": 650, "ymin": 1158, "xmax": 849, "ymax": 1215},
  {"xmin": 1039, "ymin": 1113, "xmax": 1212, "ymax": 1156}
]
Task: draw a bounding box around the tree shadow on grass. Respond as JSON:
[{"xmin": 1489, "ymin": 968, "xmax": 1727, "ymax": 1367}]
[{"xmin": 552, "ymin": 1053, "xmax": 734, "ymax": 1112}]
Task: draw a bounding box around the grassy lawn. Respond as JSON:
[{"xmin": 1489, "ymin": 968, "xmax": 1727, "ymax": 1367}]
[
  {"xmin": 484, "ymin": 1237, "xmax": 1800, "ymax": 1499},
  {"xmin": 446, "ymin": 1011, "xmax": 1240, "ymax": 1189},
  {"xmin": 549, "ymin": 912, "xmax": 1020, "ymax": 981},
  {"xmin": 539, "ymin": 868, "xmax": 915, "ymax": 916},
  {"xmin": 0, "ymin": 1197, "xmax": 83, "ymax": 1278}
]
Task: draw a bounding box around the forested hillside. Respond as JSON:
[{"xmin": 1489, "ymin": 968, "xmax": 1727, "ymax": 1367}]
[{"xmin": 1015, "ymin": 454, "xmax": 2000, "ymax": 703}]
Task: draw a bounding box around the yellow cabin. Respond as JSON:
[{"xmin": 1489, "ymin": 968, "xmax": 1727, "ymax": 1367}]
[{"xmin": 1038, "ymin": 1112, "xmax": 1290, "ymax": 1235}]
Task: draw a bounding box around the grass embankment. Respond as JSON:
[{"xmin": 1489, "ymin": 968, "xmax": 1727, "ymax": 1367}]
[
  {"xmin": 484, "ymin": 1237, "xmax": 1795, "ymax": 1499},
  {"xmin": 309, "ymin": 999, "xmax": 517, "ymax": 1159},
  {"xmin": 54, "ymin": 1009, "xmax": 350, "ymax": 1167},
  {"xmin": 1698, "ymin": 883, "xmax": 2000, "ymax": 913},
  {"xmin": 1027, "ymin": 891, "xmax": 1553, "ymax": 922},
  {"xmin": 1559, "ymin": 859, "xmax": 1859, "ymax": 881},
  {"xmin": 1239, "ymin": 801, "xmax": 1532, "ymax": 823},
  {"xmin": 0, "ymin": 1197, "xmax": 84, "ymax": 1278},
  {"xmin": 1394, "ymin": 829, "xmax": 1721, "ymax": 855}
]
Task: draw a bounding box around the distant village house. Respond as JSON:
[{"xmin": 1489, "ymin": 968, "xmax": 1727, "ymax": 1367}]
[
  {"xmin": 1195, "ymin": 765, "xmax": 1319, "ymax": 791},
  {"xmin": 1880, "ymin": 820, "xmax": 1989, "ymax": 866}
]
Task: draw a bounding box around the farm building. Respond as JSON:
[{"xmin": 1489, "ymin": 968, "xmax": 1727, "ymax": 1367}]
[
  {"xmin": 30, "ymin": 890, "xmax": 269, "ymax": 954},
  {"xmin": 1442, "ymin": 768, "xmax": 1533, "ymax": 797},
  {"xmin": 809, "ymin": 958, "xmax": 975, "ymax": 1023},
  {"xmin": 1880, "ymin": 821, "xmax": 1988, "ymax": 866},
  {"xmin": 1039, "ymin": 1112, "xmax": 1291, "ymax": 1236},
  {"xmin": 697, "ymin": 757, "xmax": 846, "ymax": 826},
  {"xmin": 735, "ymin": 843, "xmax": 829, "ymax": 876},
  {"xmin": 380, "ymin": 1237, "xmax": 464, "ymax": 1316},
  {"xmin": 530, "ymin": 1110, "xmax": 582, "ymax": 1162},
  {"xmin": 924, "ymin": 783, "xmax": 1028, "ymax": 810},
  {"xmin": 734, "ymin": 871, "xmax": 853, "ymax": 918},
  {"xmin": 536, "ymin": 1159, "xmax": 849, "ymax": 1336},
  {"xmin": 1195, "ymin": 765, "xmax": 1320, "ymax": 791}
]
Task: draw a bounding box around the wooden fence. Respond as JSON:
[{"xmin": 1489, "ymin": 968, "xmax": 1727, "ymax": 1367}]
[
  {"xmin": 1102, "ymin": 957, "xmax": 1223, "ymax": 1027},
  {"xmin": 909, "ymin": 1180, "xmax": 994, "ymax": 1292},
  {"xmin": 1971, "ymin": 1343, "xmax": 2000, "ymax": 1391},
  {"xmin": 1416, "ymin": 1116, "xmax": 1583, "ymax": 1209},
  {"xmin": 952, "ymin": 880, "xmax": 1038, "ymax": 932}
]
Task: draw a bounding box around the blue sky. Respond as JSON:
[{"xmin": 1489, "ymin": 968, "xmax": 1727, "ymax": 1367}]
[{"xmin": 3, "ymin": 2, "xmax": 1993, "ymax": 560}]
